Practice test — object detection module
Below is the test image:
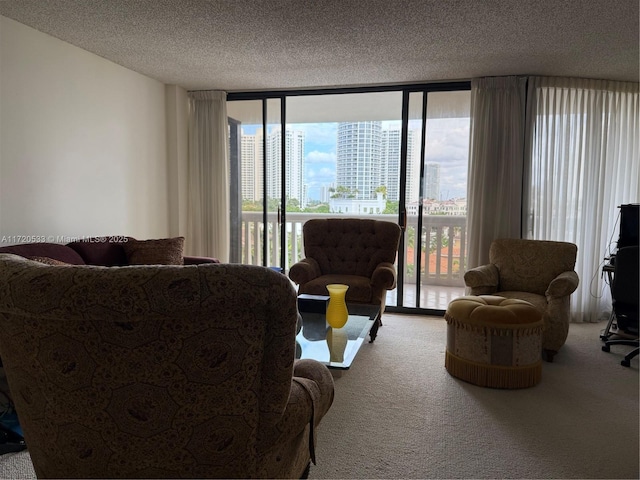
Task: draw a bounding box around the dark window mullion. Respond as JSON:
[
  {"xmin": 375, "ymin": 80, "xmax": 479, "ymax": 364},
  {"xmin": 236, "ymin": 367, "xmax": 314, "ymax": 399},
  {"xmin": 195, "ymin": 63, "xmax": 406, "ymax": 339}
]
[
  {"xmin": 262, "ymin": 98, "xmax": 268, "ymax": 266},
  {"xmin": 397, "ymin": 91, "xmax": 410, "ymax": 307},
  {"xmin": 415, "ymin": 92, "xmax": 429, "ymax": 308},
  {"xmin": 280, "ymin": 97, "xmax": 287, "ymax": 269}
]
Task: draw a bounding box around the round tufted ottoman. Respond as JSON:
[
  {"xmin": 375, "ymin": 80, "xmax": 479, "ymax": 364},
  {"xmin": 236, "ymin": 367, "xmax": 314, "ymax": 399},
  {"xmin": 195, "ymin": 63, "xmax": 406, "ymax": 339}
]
[{"xmin": 445, "ymin": 295, "xmax": 544, "ymax": 389}]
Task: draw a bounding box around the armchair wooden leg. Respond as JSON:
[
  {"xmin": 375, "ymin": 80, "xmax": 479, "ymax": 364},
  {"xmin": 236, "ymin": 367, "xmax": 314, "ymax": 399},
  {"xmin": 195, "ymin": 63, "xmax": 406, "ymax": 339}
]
[
  {"xmin": 542, "ymin": 349, "xmax": 558, "ymax": 362},
  {"xmin": 369, "ymin": 316, "xmax": 382, "ymax": 343}
]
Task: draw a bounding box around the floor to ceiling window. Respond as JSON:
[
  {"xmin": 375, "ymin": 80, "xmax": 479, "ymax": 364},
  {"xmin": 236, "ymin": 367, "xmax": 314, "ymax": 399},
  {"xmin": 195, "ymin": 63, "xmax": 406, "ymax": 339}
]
[{"xmin": 227, "ymin": 83, "xmax": 470, "ymax": 312}]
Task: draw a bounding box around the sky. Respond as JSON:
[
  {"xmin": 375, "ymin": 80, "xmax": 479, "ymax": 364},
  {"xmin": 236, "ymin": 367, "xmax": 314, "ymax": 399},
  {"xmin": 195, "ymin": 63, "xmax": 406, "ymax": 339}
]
[{"xmin": 243, "ymin": 119, "xmax": 470, "ymax": 201}]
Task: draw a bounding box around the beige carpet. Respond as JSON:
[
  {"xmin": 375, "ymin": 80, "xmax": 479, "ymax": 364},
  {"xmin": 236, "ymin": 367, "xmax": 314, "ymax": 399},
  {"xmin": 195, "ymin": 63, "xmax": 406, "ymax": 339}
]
[
  {"xmin": 309, "ymin": 315, "xmax": 639, "ymax": 479},
  {"xmin": 0, "ymin": 315, "xmax": 638, "ymax": 479}
]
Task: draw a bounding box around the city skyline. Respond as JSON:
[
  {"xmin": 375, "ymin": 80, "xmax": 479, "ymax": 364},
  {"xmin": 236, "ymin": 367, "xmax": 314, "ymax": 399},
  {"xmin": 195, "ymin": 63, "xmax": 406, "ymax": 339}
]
[{"xmin": 240, "ymin": 118, "xmax": 469, "ymax": 203}]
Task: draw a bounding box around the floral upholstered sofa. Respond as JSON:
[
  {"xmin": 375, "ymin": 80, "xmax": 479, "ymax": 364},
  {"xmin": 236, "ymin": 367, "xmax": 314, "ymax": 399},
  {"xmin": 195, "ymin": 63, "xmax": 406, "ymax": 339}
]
[
  {"xmin": 0, "ymin": 255, "xmax": 334, "ymax": 478},
  {"xmin": 0, "ymin": 236, "xmax": 218, "ymax": 266}
]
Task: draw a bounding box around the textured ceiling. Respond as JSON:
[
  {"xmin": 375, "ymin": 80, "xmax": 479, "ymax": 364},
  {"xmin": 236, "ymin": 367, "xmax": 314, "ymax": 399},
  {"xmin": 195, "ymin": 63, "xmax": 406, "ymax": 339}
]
[{"xmin": 0, "ymin": 0, "xmax": 638, "ymax": 91}]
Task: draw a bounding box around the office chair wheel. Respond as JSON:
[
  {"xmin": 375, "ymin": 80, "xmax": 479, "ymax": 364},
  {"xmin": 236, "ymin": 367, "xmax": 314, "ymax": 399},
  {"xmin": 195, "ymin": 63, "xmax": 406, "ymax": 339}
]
[
  {"xmin": 621, "ymin": 359, "xmax": 631, "ymax": 367},
  {"xmin": 602, "ymin": 345, "xmax": 611, "ymax": 352}
]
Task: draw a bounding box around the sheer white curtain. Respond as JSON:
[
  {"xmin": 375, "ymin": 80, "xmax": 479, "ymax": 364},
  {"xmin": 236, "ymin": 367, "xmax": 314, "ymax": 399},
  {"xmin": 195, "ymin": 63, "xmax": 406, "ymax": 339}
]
[
  {"xmin": 187, "ymin": 91, "xmax": 230, "ymax": 262},
  {"xmin": 523, "ymin": 77, "xmax": 639, "ymax": 322},
  {"xmin": 467, "ymin": 76, "xmax": 528, "ymax": 268}
]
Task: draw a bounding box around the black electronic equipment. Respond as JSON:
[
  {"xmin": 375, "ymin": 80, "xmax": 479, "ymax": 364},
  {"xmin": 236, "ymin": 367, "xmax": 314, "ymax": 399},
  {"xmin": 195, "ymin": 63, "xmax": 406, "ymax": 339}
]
[{"xmin": 617, "ymin": 203, "xmax": 639, "ymax": 248}]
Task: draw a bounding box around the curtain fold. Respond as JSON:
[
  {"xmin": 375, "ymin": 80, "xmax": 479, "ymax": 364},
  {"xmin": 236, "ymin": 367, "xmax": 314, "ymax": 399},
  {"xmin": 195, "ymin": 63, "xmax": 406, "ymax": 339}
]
[
  {"xmin": 523, "ymin": 77, "xmax": 639, "ymax": 322},
  {"xmin": 187, "ymin": 90, "xmax": 230, "ymax": 262},
  {"xmin": 466, "ymin": 76, "xmax": 528, "ymax": 268}
]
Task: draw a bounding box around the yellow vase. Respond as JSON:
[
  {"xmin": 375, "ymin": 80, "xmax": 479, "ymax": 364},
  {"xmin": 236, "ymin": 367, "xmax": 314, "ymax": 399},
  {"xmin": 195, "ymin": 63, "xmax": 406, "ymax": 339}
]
[{"xmin": 326, "ymin": 284, "xmax": 349, "ymax": 328}]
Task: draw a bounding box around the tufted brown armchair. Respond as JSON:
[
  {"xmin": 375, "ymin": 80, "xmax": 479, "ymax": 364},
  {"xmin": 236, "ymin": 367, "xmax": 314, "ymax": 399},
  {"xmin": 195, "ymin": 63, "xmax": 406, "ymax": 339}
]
[
  {"xmin": 463, "ymin": 238, "xmax": 579, "ymax": 362},
  {"xmin": 289, "ymin": 218, "xmax": 401, "ymax": 323},
  {"xmin": 0, "ymin": 254, "xmax": 334, "ymax": 479}
]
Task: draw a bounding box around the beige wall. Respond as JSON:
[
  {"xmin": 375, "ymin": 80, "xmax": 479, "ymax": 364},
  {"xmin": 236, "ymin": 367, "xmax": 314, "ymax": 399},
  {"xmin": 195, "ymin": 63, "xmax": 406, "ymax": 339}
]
[{"xmin": 0, "ymin": 16, "xmax": 173, "ymax": 244}]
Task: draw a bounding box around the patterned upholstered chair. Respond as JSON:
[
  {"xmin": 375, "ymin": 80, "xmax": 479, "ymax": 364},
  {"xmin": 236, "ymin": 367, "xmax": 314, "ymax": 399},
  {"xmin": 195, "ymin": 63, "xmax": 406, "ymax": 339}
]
[
  {"xmin": 464, "ymin": 238, "xmax": 579, "ymax": 362},
  {"xmin": 0, "ymin": 254, "xmax": 334, "ymax": 479},
  {"xmin": 289, "ymin": 218, "xmax": 401, "ymax": 321}
]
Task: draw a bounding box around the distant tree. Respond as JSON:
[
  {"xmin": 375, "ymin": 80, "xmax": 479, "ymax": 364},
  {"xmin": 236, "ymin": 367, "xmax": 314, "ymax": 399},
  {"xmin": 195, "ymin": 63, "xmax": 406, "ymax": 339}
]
[
  {"xmin": 242, "ymin": 199, "xmax": 263, "ymax": 211},
  {"xmin": 268, "ymin": 198, "xmax": 281, "ymax": 211},
  {"xmin": 306, "ymin": 204, "xmax": 330, "ymax": 213},
  {"xmin": 286, "ymin": 198, "xmax": 301, "ymax": 212},
  {"xmin": 383, "ymin": 201, "xmax": 399, "ymax": 214},
  {"xmin": 330, "ymin": 185, "xmax": 359, "ymax": 198}
]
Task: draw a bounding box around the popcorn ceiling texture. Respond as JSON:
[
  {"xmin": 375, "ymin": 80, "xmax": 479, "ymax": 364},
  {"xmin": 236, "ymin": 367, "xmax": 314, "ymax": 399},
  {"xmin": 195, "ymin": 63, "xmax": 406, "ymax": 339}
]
[{"xmin": 0, "ymin": 0, "xmax": 637, "ymax": 91}]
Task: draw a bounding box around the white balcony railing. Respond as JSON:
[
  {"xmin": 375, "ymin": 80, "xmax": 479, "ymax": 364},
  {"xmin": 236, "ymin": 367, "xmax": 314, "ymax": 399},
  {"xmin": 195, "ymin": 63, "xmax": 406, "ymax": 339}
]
[{"xmin": 240, "ymin": 212, "xmax": 467, "ymax": 288}]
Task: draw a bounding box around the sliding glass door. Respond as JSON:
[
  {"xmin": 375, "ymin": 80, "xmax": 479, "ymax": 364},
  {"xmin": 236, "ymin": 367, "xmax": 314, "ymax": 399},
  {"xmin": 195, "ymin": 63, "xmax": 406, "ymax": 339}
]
[
  {"xmin": 227, "ymin": 83, "xmax": 470, "ymax": 312},
  {"xmin": 398, "ymin": 90, "xmax": 471, "ymax": 310},
  {"xmin": 227, "ymin": 98, "xmax": 284, "ymax": 268},
  {"xmin": 284, "ymin": 91, "xmax": 404, "ymax": 272}
]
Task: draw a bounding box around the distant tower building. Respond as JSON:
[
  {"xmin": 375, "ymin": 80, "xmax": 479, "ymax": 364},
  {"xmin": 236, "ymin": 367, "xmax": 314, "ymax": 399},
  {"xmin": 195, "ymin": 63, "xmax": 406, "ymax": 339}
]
[
  {"xmin": 320, "ymin": 184, "xmax": 334, "ymax": 203},
  {"xmin": 265, "ymin": 128, "xmax": 280, "ymax": 200},
  {"xmin": 286, "ymin": 129, "xmax": 306, "ymax": 207},
  {"xmin": 240, "ymin": 128, "xmax": 263, "ymax": 202},
  {"xmin": 406, "ymin": 129, "xmax": 421, "ymax": 204},
  {"xmin": 265, "ymin": 128, "xmax": 305, "ymax": 204},
  {"xmin": 424, "ymin": 162, "xmax": 441, "ymax": 200},
  {"xmin": 381, "ymin": 126, "xmax": 418, "ymax": 202},
  {"xmin": 337, "ymin": 121, "xmax": 382, "ymax": 200},
  {"xmin": 381, "ymin": 127, "xmax": 401, "ymax": 201}
]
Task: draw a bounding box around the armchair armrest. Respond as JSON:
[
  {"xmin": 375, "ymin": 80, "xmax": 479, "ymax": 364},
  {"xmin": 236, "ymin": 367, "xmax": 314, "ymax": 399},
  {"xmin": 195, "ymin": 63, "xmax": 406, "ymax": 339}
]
[
  {"xmin": 292, "ymin": 359, "xmax": 335, "ymax": 427},
  {"xmin": 371, "ymin": 262, "xmax": 397, "ymax": 290},
  {"xmin": 267, "ymin": 360, "xmax": 333, "ymax": 466},
  {"xmin": 546, "ymin": 270, "xmax": 579, "ymax": 298},
  {"xmin": 289, "ymin": 258, "xmax": 321, "ymax": 285},
  {"xmin": 464, "ymin": 264, "xmax": 499, "ymax": 295}
]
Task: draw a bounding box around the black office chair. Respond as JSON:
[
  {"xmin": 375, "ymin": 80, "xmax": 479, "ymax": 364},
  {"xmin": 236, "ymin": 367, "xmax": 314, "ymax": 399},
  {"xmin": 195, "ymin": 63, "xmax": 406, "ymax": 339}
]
[{"xmin": 602, "ymin": 246, "xmax": 639, "ymax": 367}]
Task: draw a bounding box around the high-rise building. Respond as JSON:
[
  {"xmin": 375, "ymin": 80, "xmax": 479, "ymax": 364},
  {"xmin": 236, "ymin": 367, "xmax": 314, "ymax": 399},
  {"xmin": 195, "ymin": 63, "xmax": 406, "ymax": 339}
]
[
  {"xmin": 380, "ymin": 126, "xmax": 419, "ymax": 202},
  {"xmin": 337, "ymin": 121, "xmax": 382, "ymax": 200},
  {"xmin": 320, "ymin": 184, "xmax": 334, "ymax": 203},
  {"xmin": 406, "ymin": 129, "xmax": 421, "ymax": 204},
  {"xmin": 241, "ymin": 127, "xmax": 305, "ymax": 205},
  {"xmin": 284, "ymin": 129, "xmax": 305, "ymax": 208},
  {"xmin": 424, "ymin": 162, "xmax": 441, "ymax": 200},
  {"xmin": 240, "ymin": 128, "xmax": 263, "ymax": 202},
  {"xmin": 267, "ymin": 128, "xmax": 305, "ymax": 205},
  {"xmin": 381, "ymin": 127, "xmax": 401, "ymax": 201}
]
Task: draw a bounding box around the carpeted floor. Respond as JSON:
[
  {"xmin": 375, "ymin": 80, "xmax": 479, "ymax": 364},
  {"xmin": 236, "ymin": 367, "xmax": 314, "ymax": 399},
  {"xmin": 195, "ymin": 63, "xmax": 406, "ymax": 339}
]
[
  {"xmin": 0, "ymin": 315, "xmax": 638, "ymax": 479},
  {"xmin": 309, "ymin": 315, "xmax": 639, "ymax": 479}
]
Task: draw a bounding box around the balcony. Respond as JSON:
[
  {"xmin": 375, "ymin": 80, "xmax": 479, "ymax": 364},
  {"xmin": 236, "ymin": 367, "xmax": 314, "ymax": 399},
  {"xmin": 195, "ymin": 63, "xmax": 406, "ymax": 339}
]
[{"xmin": 239, "ymin": 212, "xmax": 467, "ymax": 311}]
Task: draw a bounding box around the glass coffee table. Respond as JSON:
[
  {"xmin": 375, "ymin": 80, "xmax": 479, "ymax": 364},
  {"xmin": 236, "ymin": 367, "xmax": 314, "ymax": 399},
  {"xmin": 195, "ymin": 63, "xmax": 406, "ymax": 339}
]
[{"xmin": 295, "ymin": 303, "xmax": 381, "ymax": 369}]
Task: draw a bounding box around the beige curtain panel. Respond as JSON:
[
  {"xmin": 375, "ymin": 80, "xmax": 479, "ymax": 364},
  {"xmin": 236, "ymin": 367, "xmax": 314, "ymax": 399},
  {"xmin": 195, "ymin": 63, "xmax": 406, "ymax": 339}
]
[{"xmin": 187, "ymin": 90, "xmax": 230, "ymax": 262}]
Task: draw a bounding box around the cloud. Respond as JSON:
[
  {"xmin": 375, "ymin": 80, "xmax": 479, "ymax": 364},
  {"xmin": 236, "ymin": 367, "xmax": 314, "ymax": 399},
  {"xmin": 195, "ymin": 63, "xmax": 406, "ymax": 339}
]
[
  {"xmin": 306, "ymin": 150, "xmax": 336, "ymax": 164},
  {"xmin": 307, "ymin": 166, "xmax": 335, "ymax": 184},
  {"xmin": 291, "ymin": 123, "xmax": 338, "ymax": 149}
]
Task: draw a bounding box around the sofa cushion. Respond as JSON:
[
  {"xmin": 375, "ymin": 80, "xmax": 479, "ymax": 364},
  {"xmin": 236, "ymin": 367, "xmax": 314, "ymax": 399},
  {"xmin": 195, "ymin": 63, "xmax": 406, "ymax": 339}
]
[
  {"xmin": 123, "ymin": 237, "xmax": 185, "ymax": 265},
  {"xmin": 302, "ymin": 218, "xmax": 400, "ymax": 277},
  {"xmin": 489, "ymin": 239, "xmax": 578, "ymax": 295},
  {"xmin": 301, "ymin": 274, "xmax": 373, "ymax": 303},
  {"xmin": 67, "ymin": 237, "xmax": 133, "ymax": 266},
  {"xmin": 29, "ymin": 256, "xmax": 70, "ymax": 266},
  {"xmin": 0, "ymin": 243, "xmax": 85, "ymax": 264},
  {"xmin": 184, "ymin": 255, "xmax": 220, "ymax": 265}
]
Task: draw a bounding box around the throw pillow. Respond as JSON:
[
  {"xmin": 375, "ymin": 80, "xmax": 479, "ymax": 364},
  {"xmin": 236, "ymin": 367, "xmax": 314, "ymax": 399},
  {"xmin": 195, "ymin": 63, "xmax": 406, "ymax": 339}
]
[
  {"xmin": 28, "ymin": 256, "xmax": 69, "ymax": 266},
  {"xmin": 123, "ymin": 237, "xmax": 185, "ymax": 265}
]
